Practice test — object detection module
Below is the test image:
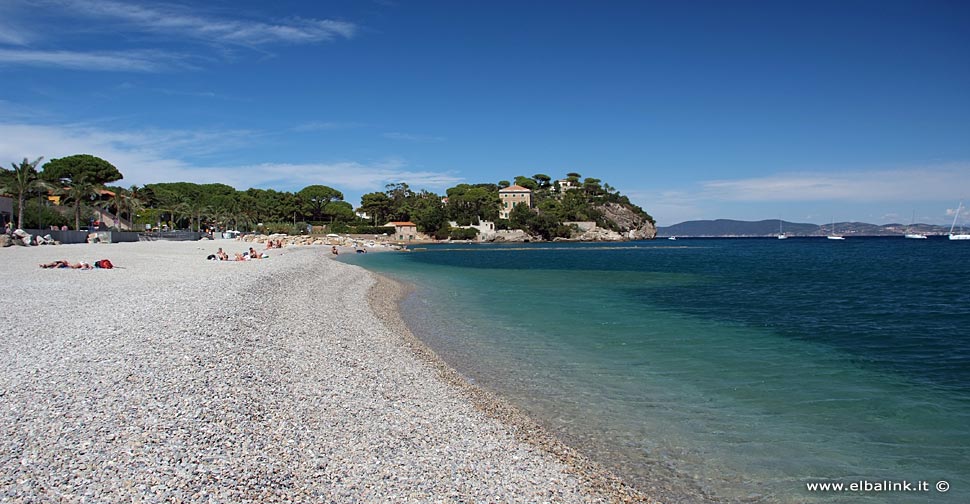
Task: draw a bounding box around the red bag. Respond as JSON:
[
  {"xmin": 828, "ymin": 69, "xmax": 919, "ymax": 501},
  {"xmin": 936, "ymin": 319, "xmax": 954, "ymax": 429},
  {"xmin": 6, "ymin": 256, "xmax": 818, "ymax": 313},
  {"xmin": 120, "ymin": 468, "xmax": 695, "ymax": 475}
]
[{"xmin": 96, "ymin": 259, "xmax": 114, "ymax": 269}]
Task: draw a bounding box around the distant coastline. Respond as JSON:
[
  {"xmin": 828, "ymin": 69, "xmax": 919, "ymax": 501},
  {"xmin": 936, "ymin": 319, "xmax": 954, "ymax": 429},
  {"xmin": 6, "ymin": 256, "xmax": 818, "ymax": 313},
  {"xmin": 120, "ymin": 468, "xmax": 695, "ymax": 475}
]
[{"xmin": 658, "ymin": 218, "xmax": 953, "ymax": 238}]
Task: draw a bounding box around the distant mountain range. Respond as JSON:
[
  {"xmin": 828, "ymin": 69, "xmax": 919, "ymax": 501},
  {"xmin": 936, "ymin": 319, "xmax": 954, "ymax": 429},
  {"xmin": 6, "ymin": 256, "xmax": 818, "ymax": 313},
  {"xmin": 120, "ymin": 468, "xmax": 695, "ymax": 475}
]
[{"xmin": 658, "ymin": 219, "xmax": 953, "ymax": 237}]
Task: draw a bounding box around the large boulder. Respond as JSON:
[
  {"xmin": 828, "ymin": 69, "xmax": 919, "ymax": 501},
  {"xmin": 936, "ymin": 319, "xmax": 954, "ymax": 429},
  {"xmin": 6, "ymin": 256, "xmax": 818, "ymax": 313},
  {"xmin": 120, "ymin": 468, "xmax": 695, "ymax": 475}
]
[
  {"xmin": 594, "ymin": 202, "xmax": 657, "ymax": 240},
  {"xmin": 0, "ymin": 235, "xmax": 12, "ymax": 247},
  {"xmin": 12, "ymin": 229, "xmax": 32, "ymax": 246},
  {"xmin": 487, "ymin": 229, "xmax": 532, "ymax": 242}
]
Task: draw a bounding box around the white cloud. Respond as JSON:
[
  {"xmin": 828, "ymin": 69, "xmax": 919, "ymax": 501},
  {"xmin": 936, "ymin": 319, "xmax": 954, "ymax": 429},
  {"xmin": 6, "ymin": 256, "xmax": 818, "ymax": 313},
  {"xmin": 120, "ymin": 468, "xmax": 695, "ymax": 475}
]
[
  {"xmin": 244, "ymin": 161, "xmax": 462, "ymax": 190},
  {"xmin": 0, "ymin": 122, "xmax": 460, "ymax": 193},
  {"xmin": 945, "ymin": 204, "xmax": 970, "ymax": 219},
  {"xmin": 0, "ymin": 25, "xmax": 31, "ymax": 46},
  {"xmin": 291, "ymin": 121, "xmax": 364, "ymax": 132},
  {"xmin": 0, "ymin": 48, "xmax": 189, "ymax": 72},
  {"xmin": 628, "ymin": 164, "xmax": 970, "ymax": 226},
  {"xmin": 52, "ymin": 0, "xmax": 356, "ymax": 47},
  {"xmin": 700, "ymin": 166, "xmax": 970, "ymax": 203},
  {"xmin": 0, "ymin": 1, "xmax": 356, "ymax": 71},
  {"xmin": 382, "ymin": 132, "xmax": 445, "ymax": 143}
]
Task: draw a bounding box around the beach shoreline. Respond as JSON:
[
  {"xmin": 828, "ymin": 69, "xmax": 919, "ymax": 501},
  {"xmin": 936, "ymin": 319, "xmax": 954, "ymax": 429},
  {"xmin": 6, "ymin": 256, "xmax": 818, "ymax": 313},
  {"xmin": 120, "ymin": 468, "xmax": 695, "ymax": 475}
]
[
  {"xmin": 365, "ymin": 271, "xmax": 651, "ymax": 504},
  {"xmin": 0, "ymin": 241, "xmax": 654, "ymax": 502}
]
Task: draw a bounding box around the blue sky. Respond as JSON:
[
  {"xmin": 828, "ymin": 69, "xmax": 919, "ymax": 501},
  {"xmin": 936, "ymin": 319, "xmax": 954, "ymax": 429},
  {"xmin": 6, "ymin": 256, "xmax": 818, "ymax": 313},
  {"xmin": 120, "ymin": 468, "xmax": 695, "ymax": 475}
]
[{"xmin": 1, "ymin": 0, "xmax": 969, "ymax": 225}]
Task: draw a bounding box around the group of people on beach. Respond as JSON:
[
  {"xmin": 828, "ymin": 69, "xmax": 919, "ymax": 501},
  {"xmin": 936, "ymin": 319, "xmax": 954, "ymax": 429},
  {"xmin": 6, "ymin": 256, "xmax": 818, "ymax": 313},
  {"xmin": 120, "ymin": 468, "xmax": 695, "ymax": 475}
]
[
  {"xmin": 265, "ymin": 239, "xmax": 284, "ymax": 249},
  {"xmin": 207, "ymin": 247, "xmax": 268, "ymax": 261}
]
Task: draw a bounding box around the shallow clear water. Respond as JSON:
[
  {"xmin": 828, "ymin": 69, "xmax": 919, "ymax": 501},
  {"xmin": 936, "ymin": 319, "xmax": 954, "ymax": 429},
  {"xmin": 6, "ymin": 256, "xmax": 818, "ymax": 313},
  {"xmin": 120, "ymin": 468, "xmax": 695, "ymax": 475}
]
[{"xmin": 342, "ymin": 238, "xmax": 970, "ymax": 503}]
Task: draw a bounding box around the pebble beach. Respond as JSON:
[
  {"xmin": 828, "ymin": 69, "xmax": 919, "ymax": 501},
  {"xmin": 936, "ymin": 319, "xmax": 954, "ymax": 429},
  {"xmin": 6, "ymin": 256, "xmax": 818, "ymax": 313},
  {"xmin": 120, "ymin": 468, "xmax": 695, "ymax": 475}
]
[{"xmin": 0, "ymin": 241, "xmax": 647, "ymax": 503}]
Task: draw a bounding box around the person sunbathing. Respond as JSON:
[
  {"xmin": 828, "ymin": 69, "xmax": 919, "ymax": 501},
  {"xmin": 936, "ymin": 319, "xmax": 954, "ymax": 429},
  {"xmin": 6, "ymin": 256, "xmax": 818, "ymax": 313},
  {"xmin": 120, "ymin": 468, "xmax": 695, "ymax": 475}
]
[
  {"xmin": 39, "ymin": 260, "xmax": 70, "ymax": 269},
  {"xmin": 39, "ymin": 260, "xmax": 91, "ymax": 269}
]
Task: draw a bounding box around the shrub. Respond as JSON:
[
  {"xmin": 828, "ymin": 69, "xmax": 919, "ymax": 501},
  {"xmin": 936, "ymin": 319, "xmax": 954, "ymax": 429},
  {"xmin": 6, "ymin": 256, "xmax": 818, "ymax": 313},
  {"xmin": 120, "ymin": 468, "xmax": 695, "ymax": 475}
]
[{"xmin": 449, "ymin": 227, "xmax": 479, "ymax": 240}]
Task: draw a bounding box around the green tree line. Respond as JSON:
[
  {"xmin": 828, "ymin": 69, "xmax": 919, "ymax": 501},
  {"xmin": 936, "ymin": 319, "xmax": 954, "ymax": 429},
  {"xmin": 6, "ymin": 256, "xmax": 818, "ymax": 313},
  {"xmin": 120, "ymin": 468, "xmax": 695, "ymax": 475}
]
[
  {"xmin": 3, "ymin": 155, "xmax": 653, "ymax": 239},
  {"xmin": 0, "ymin": 154, "xmax": 362, "ymax": 233}
]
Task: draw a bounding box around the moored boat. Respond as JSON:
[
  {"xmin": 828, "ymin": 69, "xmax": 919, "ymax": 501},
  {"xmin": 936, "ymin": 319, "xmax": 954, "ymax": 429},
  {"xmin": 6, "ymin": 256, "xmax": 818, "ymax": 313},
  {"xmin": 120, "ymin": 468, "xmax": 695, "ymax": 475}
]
[{"xmin": 949, "ymin": 202, "xmax": 970, "ymax": 240}]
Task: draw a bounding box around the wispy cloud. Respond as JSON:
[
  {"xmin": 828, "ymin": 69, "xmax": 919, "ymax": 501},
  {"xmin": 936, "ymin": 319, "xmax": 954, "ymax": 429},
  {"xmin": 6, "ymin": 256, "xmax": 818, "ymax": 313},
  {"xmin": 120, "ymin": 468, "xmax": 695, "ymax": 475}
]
[
  {"xmin": 246, "ymin": 161, "xmax": 462, "ymax": 191},
  {"xmin": 291, "ymin": 121, "xmax": 364, "ymax": 132},
  {"xmin": 0, "ymin": 25, "xmax": 31, "ymax": 46},
  {"xmin": 630, "ymin": 164, "xmax": 970, "ymax": 226},
  {"xmin": 945, "ymin": 204, "xmax": 970, "ymax": 220},
  {"xmin": 0, "ymin": 48, "xmax": 191, "ymax": 72},
  {"xmin": 0, "ymin": 3, "xmax": 33, "ymax": 45},
  {"xmin": 149, "ymin": 87, "xmax": 251, "ymax": 102},
  {"xmin": 700, "ymin": 166, "xmax": 970, "ymax": 203},
  {"xmin": 52, "ymin": 0, "xmax": 356, "ymax": 47},
  {"xmin": 382, "ymin": 132, "xmax": 445, "ymax": 143},
  {"xmin": 0, "ymin": 1, "xmax": 357, "ymax": 72},
  {"xmin": 0, "ymin": 122, "xmax": 460, "ymax": 192}
]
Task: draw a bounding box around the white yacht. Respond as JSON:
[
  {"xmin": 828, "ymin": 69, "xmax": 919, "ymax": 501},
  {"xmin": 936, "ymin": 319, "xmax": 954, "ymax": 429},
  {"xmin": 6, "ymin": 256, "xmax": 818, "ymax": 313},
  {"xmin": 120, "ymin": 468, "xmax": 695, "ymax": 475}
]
[
  {"xmin": 826, "ymin": 219, "xmax": 844, "ymax": 240},
  {"xmin": 904, "ymin": 210, "xmax": 927, "ymax": 239},
  {"xmin": 777, "ymin": 220, "xmax": 788, "ymax": 239},
  {"xmin": 949, "ymin": 202, "xmax": 970, "ymax": 240}
]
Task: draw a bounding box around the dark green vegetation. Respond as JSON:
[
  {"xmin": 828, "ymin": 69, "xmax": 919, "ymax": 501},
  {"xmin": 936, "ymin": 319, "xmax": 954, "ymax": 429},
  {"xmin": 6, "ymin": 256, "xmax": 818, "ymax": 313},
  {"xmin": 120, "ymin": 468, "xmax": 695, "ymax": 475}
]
[
  {"xmin": 361, "ymin": 173, "xmax": 654, "ymax": 240},
  {"xmin": 3, "ymin": 156, "xmax": 652, "ymax": 238}
]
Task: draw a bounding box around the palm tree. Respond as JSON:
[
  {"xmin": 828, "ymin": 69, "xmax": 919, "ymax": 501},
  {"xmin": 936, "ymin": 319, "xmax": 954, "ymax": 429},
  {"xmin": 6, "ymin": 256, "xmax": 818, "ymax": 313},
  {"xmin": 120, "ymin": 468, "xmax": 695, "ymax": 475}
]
[
  {"xmin": 124, "ymin": 186, "xmax": 147, "ymax": 229},
  {"xmin": 184, "ymin": 198, "xmax": 210, "ymax": 232},
  {"xmin": 58, "ymin": 175, "xmax": 102, "ymax": 231},
  {"xmin": 100, "ymin": 187, "xmax": 144, "ymax": 230},
  {"xmin": 3, "ymin": 157, "xmax": 46, "ymax": 230}
]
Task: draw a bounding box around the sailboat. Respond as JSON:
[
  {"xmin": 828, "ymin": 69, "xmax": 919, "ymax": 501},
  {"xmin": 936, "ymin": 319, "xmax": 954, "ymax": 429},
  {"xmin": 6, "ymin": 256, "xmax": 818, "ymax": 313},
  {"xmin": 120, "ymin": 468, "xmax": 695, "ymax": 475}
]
[
  {"xmin": 904, "ymin": 210, "xmax": 927, "ymax": 239},
  {"xmin": 777, "ymin": 219, "xmax": 788, "ymax": 239},
  {"xmin": 827, "ymin": 218, "xmax": 845, "ymax": 240},
  {"xmin": 949, "ymin": 202, "xmax": 970, "ymax": 240}
]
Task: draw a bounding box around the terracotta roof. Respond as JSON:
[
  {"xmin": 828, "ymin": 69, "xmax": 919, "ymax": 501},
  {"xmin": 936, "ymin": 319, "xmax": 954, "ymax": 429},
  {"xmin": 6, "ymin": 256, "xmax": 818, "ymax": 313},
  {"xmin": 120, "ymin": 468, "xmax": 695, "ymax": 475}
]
[
  {"xmin": 385, "ymin": 221, "xmax": 417, "ymax": 227},
  {"xmin": 499, "ymin": 185, "xmax": 533, "ymax": 192}
]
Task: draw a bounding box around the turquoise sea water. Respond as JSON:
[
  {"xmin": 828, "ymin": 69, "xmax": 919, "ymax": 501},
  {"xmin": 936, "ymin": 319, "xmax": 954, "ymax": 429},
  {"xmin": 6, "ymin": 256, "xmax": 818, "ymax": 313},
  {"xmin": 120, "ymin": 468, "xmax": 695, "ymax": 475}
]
[{"xmin": 341, "ymin": 238, "xmax": 970, "ymax": 503}]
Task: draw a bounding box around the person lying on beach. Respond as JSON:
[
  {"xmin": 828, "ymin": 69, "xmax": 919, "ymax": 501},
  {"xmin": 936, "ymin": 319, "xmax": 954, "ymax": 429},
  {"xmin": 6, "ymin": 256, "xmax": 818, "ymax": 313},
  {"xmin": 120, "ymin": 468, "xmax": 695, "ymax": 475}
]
[
  {"xmin": 207, "ymin": 247, "xmax": 230, "ymax": 261},
  {"xmin": 39, "ymin": 260, "xmax": 91, "ymax": 269},
  {"xmin": 235, "ymin": 252, "xmax": 246, "ymax": 261}
]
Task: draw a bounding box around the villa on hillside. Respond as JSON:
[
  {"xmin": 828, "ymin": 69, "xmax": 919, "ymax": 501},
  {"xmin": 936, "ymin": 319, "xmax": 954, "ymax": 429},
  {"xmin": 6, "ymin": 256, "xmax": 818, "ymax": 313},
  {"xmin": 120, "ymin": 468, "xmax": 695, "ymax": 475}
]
[
  {"xmin": 555, "ymin": 178, "xmax": 579, "ymax": 192},
  {"xmin": 498, "ymin": 185, "xmax": 533, "ymax": 219},
  {"xmin": 385, "ymin": 221, "xmax": 418, "ymax": 242}
]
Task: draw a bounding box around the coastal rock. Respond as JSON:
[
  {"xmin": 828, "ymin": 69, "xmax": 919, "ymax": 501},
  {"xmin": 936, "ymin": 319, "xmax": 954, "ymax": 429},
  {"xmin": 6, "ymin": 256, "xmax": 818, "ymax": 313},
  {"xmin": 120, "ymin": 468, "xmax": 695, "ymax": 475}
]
[
  {"xmin": 568, "ymin": 226, "xmax": 626, "ymax": 241},
  {"xmin": 485, "ymin": 229, "xmax": 532, "ymax": 243},
  {"xmin": 12, "ymin": 229, "xmax": 31, "ymax": 246},
  {"xmin": 0, "ymin": 235, "xmax": 11, "ymax": 247},
  {"xmin": 594, "ymin": 202, "xmax": 657, "ymax": 240}
]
